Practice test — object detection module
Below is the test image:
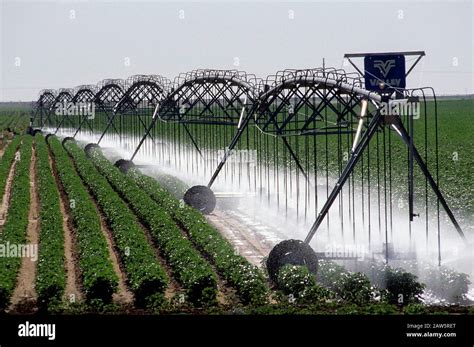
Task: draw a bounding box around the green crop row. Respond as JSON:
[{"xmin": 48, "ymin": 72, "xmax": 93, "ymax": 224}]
[
  {"xmin": 35, "ymin": 135, "xmax": 66, "ymax": 307},
  {"xmin": 82, "ymin": 146, "xmax": 218, "ymax": 306},
  {"xmin": 0, "ymin": 136, "xmax": 20, "ymax": 160},
  {"xmin": 0, "ymin": 136, "xmax": 32, "ymax": 309},
  {"xmin": 62, "ymin": 140, "xmax": 169, "ymax": 306},
  {"xmin": 0, "ymin": 137, "xmax": 21, "ymax": 202},
  {"xmin": 127, "ymin": 168, "xmax": 269, "ymax": 306},
  {"xmin": 48, "ymin": 136, "xmax": 118, "ymax": 302}
]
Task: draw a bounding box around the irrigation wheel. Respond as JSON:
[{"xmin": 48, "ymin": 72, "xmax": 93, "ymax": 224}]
[
  {"xmin": 84, "ymin": 143, "xmax": 100, "ymax": 158},
  {"xmin": 62, "ymin": 137, "xmax": 75, "ymax": 146},
  {"xmin": 183, "ymin": 185, "xmax": 216, "ymax": 214},
  {"xmin": 114, "ymin": 159, "xmax": 135, "ymax": 173},
  {"xmin": 266, "ymin": 239, "xmax": 318, "ymax": 283}
]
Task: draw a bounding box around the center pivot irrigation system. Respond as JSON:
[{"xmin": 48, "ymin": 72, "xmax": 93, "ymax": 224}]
[{"xmin": 30, "ymin": 52, "xmax": 467, "ymax": 280}]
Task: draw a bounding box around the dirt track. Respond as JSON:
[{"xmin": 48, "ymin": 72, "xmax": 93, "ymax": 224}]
[
  {"xmin": 0, "ymin": 153, "xmax": 18, "ymax": 227},
  {"xmin": 134, "ymin": 218, "xmax": 182, "ymax": 301},
  {"xmin": 93, "ymin": 198, "xmax": 134, "ymax": 304},
  {"xmin": 49, "ymin": 150, "xmax": 83, "ymax": 303},
  {"xmin": 206, "ymin": 209, "xmax": 274, "ymax": 267},
  {"xmin": 9, "ymin": 145, "xmax": 39, "ymax": 312}
]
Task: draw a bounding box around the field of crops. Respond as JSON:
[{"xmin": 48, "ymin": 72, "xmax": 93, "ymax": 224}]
[
  {"xmin": 0, "ymin": 103, "xmax": 31, "ymax": 135},
  {"xmin": 0, "ymin": 103, "xmax": 472, "ymax": 315}
]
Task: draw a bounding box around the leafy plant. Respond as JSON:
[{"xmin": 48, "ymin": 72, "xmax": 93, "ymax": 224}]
[
  {"xmin": 276, "ymin": 265, "xmax": 333, "ymax": 305},
  {"xmin": 35, "ymin": 135, "xmax": 66, "ymax": 307},
  {"xmin": 417, "ymin": 264, "xmax": 470, "ymax": 304},
  {"xmin": 384, "ymin": 267, "xmax": 425, "ymax": 306},
  {"xmin": 277, "ymin": 265, "xmax": 316, "ymax": 296},
  {"xmin": 334, "ymin": 272, "xmax": 373, "ymax": 306},
  {"xmin": 317, "ymin": 259, "xmax": 348, "ymax": 290}
]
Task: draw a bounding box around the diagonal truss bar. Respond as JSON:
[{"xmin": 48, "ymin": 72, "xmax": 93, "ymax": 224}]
[
  {"xmin": 391, "ymin": 118, "xmax": 466, "ymax": 242},
  {"xmin": 304, "ymin": 109, "xmax": 383, "ymax": 244}
]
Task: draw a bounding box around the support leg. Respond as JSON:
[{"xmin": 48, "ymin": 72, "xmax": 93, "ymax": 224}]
[
  {"xmin": 304, "ymin": 112, "xmax": 382, "ymax": 244},
  {"xmin": 182, "ymin": 123, "xmax": 204, "ymax": 158},
  {"xmin": 281, "ymin": 136, "xmax": 310, "ymax": 184},
  {"xmin": 130, "ymin": 111, "xmax": 160, "ymax": 161},
  {"xmin": 73, "ymin": 114, "xmax": 90, "ymax": 138},
  {"xmin": 392, "ymin": 119, "xmax": 466, "ymax": 242},
  {"xmin": 97, "ymin": 112, "xmax": 119, "ymax": 145},
  {"xmin": 207, "ymin": 114, "xmax": 253, "ymax": 188}
]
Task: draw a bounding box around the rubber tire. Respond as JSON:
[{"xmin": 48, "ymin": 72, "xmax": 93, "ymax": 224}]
[
  {"xmin": 114, "ymin": 159, "xmax": 135, "ymax": 174},
  {"xmin": 44, "ymin": 133, "xmax": 54, "ymax": 143},
  {"xmin": 62, "ymin": 137, "xmax": 75, "ymax": 146},
  {"xmin": 266, "ymin": 239, "xmax": 318, "ymax": 283},
  {"xmin": 84, "ymin": 143, "xmax": 100, "ymax": 158},
  {"xmin": 183, "ymin": 185, "xmax": 216, "ymax": 214}
]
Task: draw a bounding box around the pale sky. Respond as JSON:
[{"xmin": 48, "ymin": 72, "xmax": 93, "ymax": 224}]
[{"xmin": 1, "ymin": 0, "xmax": 473, "ymax": 101}]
